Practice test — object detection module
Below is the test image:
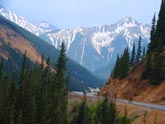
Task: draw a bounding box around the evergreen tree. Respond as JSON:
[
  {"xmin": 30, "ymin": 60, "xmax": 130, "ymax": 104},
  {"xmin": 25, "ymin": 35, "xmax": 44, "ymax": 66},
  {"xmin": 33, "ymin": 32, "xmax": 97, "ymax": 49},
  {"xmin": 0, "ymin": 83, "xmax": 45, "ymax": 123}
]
[
  {"xmin": 23, "ymin": 64, "xmax": 34, "ymax": 124},
  {"xmin": 56, "ymin": 42, "xmax": 67, "ymax": 76},
  {"xmin": 44, "ymin": 57, "xmax": 51, "ymax": 124},
  {"xmin": 142, "ymin": 1, "xmax": 165, "ymax": 84},
  {"xmin": 96, "ymin": 97, "xmax": 116, "ymax": 124},
  {"xmin": 6, "ymin": 73, "xmax": 17, "ymax": 124},
  {"xmin": 71, "ymin": 97, "xmax": 91, "ymax": 124},
  {"xmin": 142, "ymin": 47, "xmax": 146, "ymax": 59},
  {"xmin": 35, "ymin": 56, "xmax": 47, "ymax": 124},
  {"xmin": 55, "ymin": 42, "xmax": 67, "ymax": 124},
  {"xmin": 0, "ymin": 60, "xmax": 3, "ymax": 123},
  {"xmin": 136, "ymin": 36, "xmax": 142, "ymax": 63},
  {"xmin": 48, "ymin": 42, "xmax": 68, "ymax": 124},
  {"xmin": 113, "ymin": 48, "xmax": 130, "ymax": 79},
  {"xmin": 155, "ymin": 0, "xmax": 165, "ymax": 46},
  {"xmin": 31, "ymin": 68, "xmax": 38, "ymax": 124},
  {"xmin": 1, "ymin": 73, "xmax": 9, "ymax": 123},
  {"xmin": 141, "ymin": 55, "xmax": 152, "ymax": 80},
  {"xmin": 120, "ymin": 48, "xmax": 130, "ymax": 78},
  {"xmin": 150, "ymin": 52, "xmax": 164, "ymax": 85},
  {"xmin": 130, "ymin": 42, "xmax": 136, "ymax": 66},
  {"xmin": 0, "ymin": 60, "xmax": 3, "ymax": 80},
  {"xmin": 15, "ymin": 52, "xmax": 27, "ymax": 124},
  {"xmin": 113, "ymin": 55, "xmax": 121, "ymax": 78},
  {"xmin": 148, "ymin": 14, "xmax": 156, "ymax": 53}
]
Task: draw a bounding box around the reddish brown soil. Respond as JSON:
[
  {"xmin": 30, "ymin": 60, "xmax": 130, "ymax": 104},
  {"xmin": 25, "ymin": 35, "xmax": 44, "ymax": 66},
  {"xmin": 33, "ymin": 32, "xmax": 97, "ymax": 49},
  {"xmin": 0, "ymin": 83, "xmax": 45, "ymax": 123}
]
[{"xmin": 100, "ymin": 62, "xmax": 165, "ymax": 105}]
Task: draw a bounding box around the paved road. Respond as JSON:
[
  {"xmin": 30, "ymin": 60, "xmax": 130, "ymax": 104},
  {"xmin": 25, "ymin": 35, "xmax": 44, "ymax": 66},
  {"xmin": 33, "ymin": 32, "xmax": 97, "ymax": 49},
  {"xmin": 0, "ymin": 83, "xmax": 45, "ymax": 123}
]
[
  {"xmin": 115, "ymin": 99, "xmax": 165, "ymax": 111},
  {"xmin": 71, "ymin": 92, "xmax": 165, "ymax": 111}
]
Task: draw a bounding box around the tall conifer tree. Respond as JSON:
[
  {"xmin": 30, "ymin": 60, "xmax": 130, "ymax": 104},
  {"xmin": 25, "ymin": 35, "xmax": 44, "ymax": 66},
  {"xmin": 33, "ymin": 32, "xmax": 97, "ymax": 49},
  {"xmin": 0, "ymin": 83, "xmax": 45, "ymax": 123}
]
[
  {"xmin": 130, "ymin": 42, "xmax": 135, "ymax": 66},
  {"xmin": 148, "ymin": 14, "xmax": 156, "ymax": 53},
  {"xmin": 155, "ymin": 0, "xmax": 165, "ymax": 46},
  {"xmin": 136, "ymin": 36, "xmax": 142, "ymax": 63}
]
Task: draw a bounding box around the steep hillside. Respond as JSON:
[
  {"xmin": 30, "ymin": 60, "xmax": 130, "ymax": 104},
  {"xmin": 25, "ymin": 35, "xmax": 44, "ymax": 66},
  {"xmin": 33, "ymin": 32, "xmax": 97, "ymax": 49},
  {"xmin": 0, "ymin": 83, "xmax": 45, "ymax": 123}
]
[
  {"xmin": 100, "ymin": 1, "xmax": 165, "ymax": 105},
  {"xmin": 100, "ymin": 61, "xmax": 165, "ymax": 105},
  {"xmin": 0, "ymin": 16, "xmax": 103, "ymax": 91}
]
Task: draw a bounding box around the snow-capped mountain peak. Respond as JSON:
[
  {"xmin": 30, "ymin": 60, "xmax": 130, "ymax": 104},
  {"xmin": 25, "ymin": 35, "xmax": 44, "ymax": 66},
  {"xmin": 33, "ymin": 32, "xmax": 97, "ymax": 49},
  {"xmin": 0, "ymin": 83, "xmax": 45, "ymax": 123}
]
[
  {"xmin": 33, "ymin": 21, "xmax": 57, "ymax": 32},
  {"xmin": 42, "ymin": 17, "xmax": 150, "ymax": 76},
  {"xmin": 0, "ymin": 6, "xmax": 151, "ymax": 79},
  {"xmin": 0, "ymin": 5, "xmax": 56, "ymax": 36},
  {"xmin": 119, "ymin": 16, "xmax": 137, "ymax": 24}
]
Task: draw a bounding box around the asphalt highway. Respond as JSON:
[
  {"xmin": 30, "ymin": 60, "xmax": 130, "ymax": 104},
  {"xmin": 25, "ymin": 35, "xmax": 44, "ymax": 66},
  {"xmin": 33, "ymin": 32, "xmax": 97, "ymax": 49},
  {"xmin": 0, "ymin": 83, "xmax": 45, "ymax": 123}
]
[{"xmin": 71, "ymin": 92, "xmax": 165, "ymax": 111}]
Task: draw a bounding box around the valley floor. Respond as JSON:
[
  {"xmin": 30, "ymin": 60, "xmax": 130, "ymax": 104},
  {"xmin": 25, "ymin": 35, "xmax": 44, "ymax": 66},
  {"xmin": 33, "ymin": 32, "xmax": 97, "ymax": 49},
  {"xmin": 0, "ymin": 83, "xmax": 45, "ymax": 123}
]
[
  {"xmin": 69, "ymin": 93, "xmax": 165, "ymax": 124},
  {"xmin": 117, "ymin": 102, "xmax": 165, "ymax": 124}
]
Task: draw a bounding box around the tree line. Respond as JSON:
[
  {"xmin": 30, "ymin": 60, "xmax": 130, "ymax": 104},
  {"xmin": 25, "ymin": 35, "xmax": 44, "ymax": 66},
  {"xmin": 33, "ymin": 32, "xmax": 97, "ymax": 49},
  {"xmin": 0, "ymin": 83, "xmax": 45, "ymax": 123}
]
[
  {"xmin": 112, "ymin": 36, "xmax": 146, "ymax": 79},
  {"xmin": 112, "ymin": 0, "xmax": 165, "ymax": 85},
  {"xmin": 141, "ymin": 0, "xmax": 165, "ymax": 85}
]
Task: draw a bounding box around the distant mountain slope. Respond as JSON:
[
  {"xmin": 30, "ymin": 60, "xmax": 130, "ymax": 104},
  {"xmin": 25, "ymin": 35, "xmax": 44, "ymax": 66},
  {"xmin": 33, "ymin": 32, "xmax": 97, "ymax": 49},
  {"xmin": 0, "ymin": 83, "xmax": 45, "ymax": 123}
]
[
  {"xmin": 33, "ymin": 21, "xmax": 57, "ymax": 32},
  {"xmin": 42, "ymin": 17, "xmax": 150, "ymax": 79},
  {"xmin": 0, "ymin": 5, "xmax": 57, "ymax": 36},
  {"xmin": 0, "ymin": 5, "xmax": 151, "ymax": 79},
  {"xmin": 0, "ymin": 16, "xmax": 103, "ymax": 91}
]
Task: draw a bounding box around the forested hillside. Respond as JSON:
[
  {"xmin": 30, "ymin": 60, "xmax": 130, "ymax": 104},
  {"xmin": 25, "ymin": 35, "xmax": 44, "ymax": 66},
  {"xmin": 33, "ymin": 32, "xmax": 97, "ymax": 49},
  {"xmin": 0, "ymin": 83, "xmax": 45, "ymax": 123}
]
[
  {"xmin": 0, "ymin": 0, "xmax": 164, "ymax": 124},
  {"xmin": 101, "ymin": 0, "xmax": 165, "ymax": 104},
  {"xmin": 0, "ymin": 42, "xmax": 70, "ymax": 123},
  {"xmin": 110, "ymin": 0, "xmax": 165, "ymax": 85},
  {"xmin": 0, "ymin": 15, "xmax": 103, "ymax": 91}
]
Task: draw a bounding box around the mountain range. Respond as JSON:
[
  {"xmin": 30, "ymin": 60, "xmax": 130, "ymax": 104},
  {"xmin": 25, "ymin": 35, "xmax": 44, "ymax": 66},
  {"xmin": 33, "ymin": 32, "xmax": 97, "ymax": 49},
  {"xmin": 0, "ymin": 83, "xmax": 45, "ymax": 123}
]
[
  {"xmin": 0, "ymin": 15, "xmax": 103, "ymax": 91},
  {"xmin": 0, "ymin": 5, "xmax": 57, "ymax": 36},
  {"xmin": 0, "ymin": 5, "xmax": 151, "ymax": 79},
  {"xmin": 41, "ymin": 19, "xmax": 150, "ymax": 79}
]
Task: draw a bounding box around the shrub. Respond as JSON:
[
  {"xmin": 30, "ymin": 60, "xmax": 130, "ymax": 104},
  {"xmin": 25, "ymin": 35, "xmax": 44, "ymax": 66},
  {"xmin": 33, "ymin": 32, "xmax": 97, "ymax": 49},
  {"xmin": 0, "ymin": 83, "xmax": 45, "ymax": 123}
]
[{"xmin": 161, "ymin": 96, "xmax": 165, "ymax": 101}]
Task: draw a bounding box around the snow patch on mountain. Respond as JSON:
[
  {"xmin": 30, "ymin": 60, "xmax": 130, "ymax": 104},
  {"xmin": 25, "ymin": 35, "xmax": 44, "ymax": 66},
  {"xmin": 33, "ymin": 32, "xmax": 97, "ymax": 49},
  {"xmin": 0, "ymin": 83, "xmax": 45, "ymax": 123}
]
[
  {"xmin": 92, "ymin": 32, "xmax": 115, "ymax": 54},
  {"xmin": 47, "ymin": 27, "xmax": 84, "ymax": 51},
  {"xmin": 0, "ymin": 6, "xmax": 56, "ymax": 36},
  {"xmin": 33, "ymin": 21, "xmax": 56, "ymax": 32},
  {"xmin": 0, "ymin": 6, "xmax": 151, "ymax": 79},
  {"xmin": 42, "ymin": 17, "xmax": 150, "ymax": 77}
]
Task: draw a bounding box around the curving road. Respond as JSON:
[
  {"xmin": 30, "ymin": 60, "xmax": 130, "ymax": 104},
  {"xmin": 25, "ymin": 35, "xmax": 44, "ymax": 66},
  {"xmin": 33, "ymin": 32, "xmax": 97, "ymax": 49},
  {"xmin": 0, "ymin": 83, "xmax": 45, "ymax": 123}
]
[
  {"xmin": 71, "ymin": 92, "xmax": 165, "ymax": 111},
  {"xmin": 115, "ymin": 99, "xmax": 165, "ymax": 111}
]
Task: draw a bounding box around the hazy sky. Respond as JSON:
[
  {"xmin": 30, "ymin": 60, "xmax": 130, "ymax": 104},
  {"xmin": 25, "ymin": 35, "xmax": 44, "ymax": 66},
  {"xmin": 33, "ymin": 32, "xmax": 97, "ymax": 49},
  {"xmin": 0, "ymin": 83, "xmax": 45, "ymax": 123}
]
[{"xmin": 0, "ymin": 0, "xmax": 162, "ymax": 28}]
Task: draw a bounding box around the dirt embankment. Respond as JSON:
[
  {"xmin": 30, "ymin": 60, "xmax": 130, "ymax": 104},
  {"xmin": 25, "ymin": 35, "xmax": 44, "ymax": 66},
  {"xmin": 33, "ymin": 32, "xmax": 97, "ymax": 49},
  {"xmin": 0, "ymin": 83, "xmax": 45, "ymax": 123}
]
[
  {"xmin": 100, "ymin": 62, "xmax": 165, "ymax": 105},
  {"xmin": 0, "ymin": 25, "xmax": 43, "ymax": 64}
]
